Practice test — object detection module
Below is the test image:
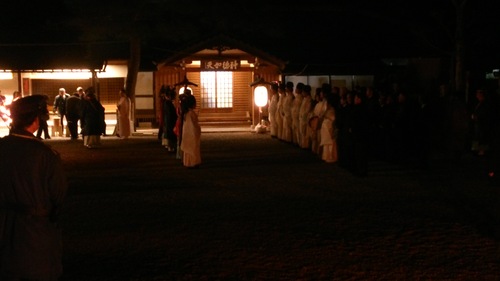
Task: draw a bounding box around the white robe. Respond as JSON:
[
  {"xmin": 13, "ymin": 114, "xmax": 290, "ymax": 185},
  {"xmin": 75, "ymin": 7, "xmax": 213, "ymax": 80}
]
[
  {"xmin": 181, "ymin": 109, "xmax": 201, "ymax": 167},
  {"xmin": 275, "ymin": 94, "xmax": 285, "ymax": 140},
  {"xmin": 320, "ymin": 106, "xmax": 338, "ymax": 163},
  {"xmin": 299, "ymin": 95, "xmax": 312, "ymax": 149},
  {"xmin": 311, "ymin": 99, "xmax": 327, "ymax": 154},
  {"xmin": 282, "ymin": 93, "xmax": 294, "ymax": 142},
  {"xmin": 291, "ymin": 94, "xmax": 303, "ymax": 145},
  {"xmin": 268, "ymin": 94, "xmax": 279, "ymax": 137},
  {"xmin": 117, "ymin": 96, "xmax": 131, "ymax": 139}
]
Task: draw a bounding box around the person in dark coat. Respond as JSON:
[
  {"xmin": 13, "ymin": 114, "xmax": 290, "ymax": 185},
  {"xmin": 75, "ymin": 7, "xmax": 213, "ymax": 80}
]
[
  {"xmin": 162, "ymin": 86, "xmax": 178, "ymax": 152},
  {"xmin": 53, "ymin": 88, "xmax": 69, "ymax": 135},
  {"xmin": 35, "ymin": 94, "xmax": 51, "ymax": 140},
  {"xmin": 65, "ymin": 92, "xmax": 82, "ymax": 140},
  {"xmin": 80, "ymin": 88, "xmax": 105, "ymax": 148},
  {"xmin": 471, "ymin": 88, "xmax": 494, "ymax": 156},
  {"xmin": 0, "ymin": 95, "xmax": 68, "ymax": 281}
]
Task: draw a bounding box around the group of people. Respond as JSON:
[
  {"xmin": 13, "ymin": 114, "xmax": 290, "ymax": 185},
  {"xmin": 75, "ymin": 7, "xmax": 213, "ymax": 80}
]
[
  {"xmin": 267, "ymin": 80, "xmax": 496, "ymax": 177},
  {"xmin": 158, "ymin": 85, "xmax": 201, "ymax": 168},
  {"xmin": 1, "ymin": 86, "xmax": 122, "ymax": 147},
  {"xmin": 268, "ymin": 81, "xmax": 369, "ymax": 175},
  {"xmin": 49, "ymin": 86, "xmax": 110, "ymax": 148},
  {"xmin": 46, "ymin": 86, "xmax": 134, "ymax": 147}
]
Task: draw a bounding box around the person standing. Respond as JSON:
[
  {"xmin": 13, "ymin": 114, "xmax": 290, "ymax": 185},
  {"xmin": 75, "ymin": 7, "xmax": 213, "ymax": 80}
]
[
  {"xmin": 12, "ymin": 90, "xmax": 22, "ymax": 101},
  {"xmin": 80, "ymin": 89, "xmax": 105, "ymax": 148},
  {"xmin": 180, "ymin": 93, "xmax": 201, "ymax": 168},
  {"xmin": 291, "ymin": 82, "xmax": 304, "ymax": 146},
  {"xmin": 76, "ymin": 87, "xmax": 86, "ymax": 136},
  {"xmin": 65, "ymin": 92, "xmax": 82, "ymax": 140},
  {"xmin": 281, "ymin": 81, "xmax": 294, "ymax": 143},
  {"xmin": 0, "ymin": 95, "xmax": 68, "ymax": 281},
  {"xmin": 268, "ymin": 82, "xmax": 279, "ymax": 138},
  {"xmin": 471, "ymin": 88, "xmax": 493, "ymax": 156},
  {"xmin": 157, "ymin": 86, "xmax": 167, "ymax": 143},
  {"xmin": 299, "ymin": 84, "xmax": 313, "ymax": 149},
  {"xmin": 116, "ymin": 88, "xmax": 131, "ymax": 139},
  {"xmin": 53, "ymin": 88, "xmax": 69, "ymax": 136},
  {"xmin": 162, "ymin": 87, "xmax": 178, "ymax": 152},
  {"xmin": 76, "ymin": 87, "xmax": 85, "ymax": 99},
  {"xmin": 310, "ymin": 85, "xmax": 328, "ymax": 155},
  {"xmin": 319, "ymin": 91, "xmax": 338, "ymax": 163},
  {"xmin": 275, "ymin": 83, "xmax": 286, "ymax": 141},
  {"xmin": 0, "ymin": 95, "xmax": 9, "ymax": 124},
  {"xmin": 35, "ymin": 94, "xmax": 51, "ymax": 140}
]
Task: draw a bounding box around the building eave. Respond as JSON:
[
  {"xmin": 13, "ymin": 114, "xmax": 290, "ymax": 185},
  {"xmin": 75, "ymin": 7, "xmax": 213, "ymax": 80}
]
[
  {"xmin": 0, "ymin": 41, "xmax": 129, "ymax": 72},
  {"xmin": 157, "ymin": 34, "xmax": 287, "ymax": 71}
]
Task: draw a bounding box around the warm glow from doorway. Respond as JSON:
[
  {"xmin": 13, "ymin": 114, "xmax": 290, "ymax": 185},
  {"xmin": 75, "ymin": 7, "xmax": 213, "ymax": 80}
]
[{"xmin": 0, "ymin": 72, "xmax": 13, "ymax": 80}]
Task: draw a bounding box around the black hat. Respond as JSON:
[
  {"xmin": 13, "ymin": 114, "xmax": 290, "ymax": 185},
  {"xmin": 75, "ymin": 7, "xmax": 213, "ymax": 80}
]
[{"xmin": 10, "ymin": 95, "xmax": 47, "ymax": 118}]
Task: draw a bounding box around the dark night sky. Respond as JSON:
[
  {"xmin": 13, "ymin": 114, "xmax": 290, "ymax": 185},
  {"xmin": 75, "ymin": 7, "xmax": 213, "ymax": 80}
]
[{"xmin": 1, "ymin": 0, "xmax": 500, "ymax": 70}]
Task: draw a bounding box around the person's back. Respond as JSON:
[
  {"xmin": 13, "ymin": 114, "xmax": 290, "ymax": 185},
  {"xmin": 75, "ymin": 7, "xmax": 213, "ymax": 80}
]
[
  {"xmin": 65, "ymin": 92, "xmax": 82, "ymax": 140},
  {"xmin": 0, "ymin": 95, "xmax": 68, "ymax": 280},
  {"xmin": 81, "ymin": 90, "xmax": 105, "ymax": 147},
  {"xmin": 35, "ymin": 94, "xmax": 51, "ymax": 140},
  {"xmin": 66, "ymin": 92, "xmax": 82, "ymax": 119}
]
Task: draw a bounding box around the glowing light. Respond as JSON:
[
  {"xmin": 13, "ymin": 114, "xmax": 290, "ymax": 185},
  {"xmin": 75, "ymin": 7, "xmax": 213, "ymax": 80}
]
[
  {"xmin": 179, "ymin": 86, "xmax": 193, "ymax": 95},
  {"xmin": 254, "ymin": 86, "xmax": 268, "ymax": 107}
]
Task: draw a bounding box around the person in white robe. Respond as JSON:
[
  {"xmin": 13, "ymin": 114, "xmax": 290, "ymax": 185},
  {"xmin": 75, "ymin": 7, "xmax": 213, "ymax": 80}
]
[
  {"xmin": 268, "ymin": 83, "xmax": 279, "ymax": 138},
  {"xmin": 281, "ymin": 82, "xmax": 294, "ymax": 143},
  {"xmin": 180, "ymin": 94, "xmax": 201, "ymax": 168},
  {"xmin": 275, "ymin": 83, "xmax": 286, "ymax": 140},
  {"xmin": 116, "ymin": 89, "xmax": 131, "ymax": 139},
  {"xmin": 291, "ymin": 82, "xmax": 304, "ymax": 146},
  {"xmin": 310, "ymin": 87, "xmax": 327, "ymax": 155},
  {"xmin": 299, "ymin": 85, "xmax": 313, "ymax": 149},
  {"xmin": 320, "ymin": 92, "xmax": 338, "ymax": 163}
]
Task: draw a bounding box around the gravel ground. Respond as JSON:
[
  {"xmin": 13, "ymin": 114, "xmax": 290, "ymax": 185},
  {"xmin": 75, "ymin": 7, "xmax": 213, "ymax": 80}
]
[{"xmin": 47, "ymin": 132, "xmax": 500, "ymax": 281}]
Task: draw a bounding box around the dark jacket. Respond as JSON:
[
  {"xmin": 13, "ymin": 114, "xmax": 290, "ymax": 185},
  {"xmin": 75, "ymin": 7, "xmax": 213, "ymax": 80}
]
[
  {"xmin": 65, "ymin": 94, "xmax": 82, "ymax": 120},
  {"xmin": 53, "ymin": 94, "xmax": 69, "ymax": 115},
  {"xmin": 0, "ymin": 129, "xmax": 67, "ymax": 280},
  {"xmin": 163, "ymin": 99, "xmax": 178, "ymax": 141},
  {"xmin": 81, "ymin": 97, "xmax": 105, "ymax": 136}
]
